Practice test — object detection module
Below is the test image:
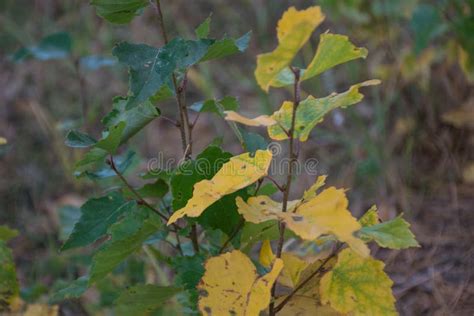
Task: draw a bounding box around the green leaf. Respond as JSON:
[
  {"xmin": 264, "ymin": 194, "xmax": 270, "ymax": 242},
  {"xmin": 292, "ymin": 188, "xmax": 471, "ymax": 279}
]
[
  {"xmin": 272, "ymin": 33, "xmax": 368, "ymax": 87},
  {"xmin": 0, "ymin": 225, "xmax": 19, "ymax": 242},
  {"xmin": 241, "ymin": 129, "xmax": 268, "ymax": 154},
  {"xmin": 76, "ymin": 150, "xmax": 136, "ymax": 180},
  {"xmin": 113, "ymin": 39, "xmax": 209, "ymax": 109},
  {"xmin": 199, "ymin": 32, "xmax": 251, "ymax": 62},
  {"xmin": 170, "ymin": 146, "xmax": 245, "ymax": 235},
  {"xmin": 189, "ymin": 96, "xmax": 239, "ymax": 115},
  {"xmin": 95, "ymin": 121, "xmax": 126, "ymax": 154},
  {"xmin": 91, "ymin": 0, "xmax": 149, "ymax": 24},
  {"xmin": 89, "ymin": 208, "xmax": 160, "ymax": 284},
  {"xmin": 125, "ymin": 179, "xmax": 169, "ymax": 199},
  {"xmin": 358, "ymin": 215, "xmax": 419, "ymax": 249},
  {"xmin": 75, "ymin": 147, "xmax": 108, "ymax": 168},
  {"xmin": 268, "ymin": 80, "xmax": 380, "ymax": 141},
  {"xmin": 114, "ymin": 284, "xmax": 182, "ymax": 315},
  {"xmin": 11, "ymin": 32, "xmax": 72, "ymax": 62},
  {"xmin": 102, "ymin": 96, "xmax": 160, "ymax": 144},
  {"xmin": 196, "ymin": 14, "xmax": 212, "ymax": 39},
  {"xmin": 114, "ymin": 35, "xmax": 249, "ymax": 109},
  {"xmin": 65, "ymin": 130, "xmax": 97, "ymax": 148},
  {"xmin": 61, "ymin": 192, "xmax": 128, "ymax": 251},
  {"xmin": 198, "ymin": 189, "xmax": 248, "ymax": 237},
  {"xmin": 171, "ymin": 146, "xmax": 232, "ymax": 210},
  {"xmin": 57, "ymin": 205, "xmax": 81, "ymax": 241},
  {"xmin": 320, "ymin": 248, "xmax": 397, "ymax": 315},
  {"xmin": 0, "ymin": 241, "xmax": 19, "ymax": 310},
  {"xmin": 49, "ymin": 276, "xmax": 89, "ymax": 304},
  {"xmin": 240, "ymin": 221, "xmax": 280, "ymax": 250},
  {"xmin": 171, "ymin": 254, "xmax": 205, "ymax": 311}
]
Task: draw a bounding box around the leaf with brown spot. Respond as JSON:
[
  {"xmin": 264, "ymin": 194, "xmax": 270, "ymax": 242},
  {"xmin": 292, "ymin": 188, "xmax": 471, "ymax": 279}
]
[{"xmin": 198, "ymin": 250, "xmax": 283, "ymax": 315}]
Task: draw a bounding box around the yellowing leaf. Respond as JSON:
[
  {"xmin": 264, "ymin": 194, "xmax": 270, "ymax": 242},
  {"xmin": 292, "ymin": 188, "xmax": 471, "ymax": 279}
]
[
  {"xmin": 282, "ymin": 188, "xmax": 369, "ymax": 257},
  {"xmin": 0, "ymin": 137, "xmax": 6, "ymax": 145},
  {"xmin": 320, "ymin": 249, "xmax": 397, "ymax": 315},
  {"xmin": 224, "ymin": 111, "xmax": 276, "ymax": 127},
  {"xmin": 168, "ymin": 150, "xmax": 272, "ymax": 225},
  {"xmin": 198, "ymin": 250, "xmax": 283, "ymax": 315},
  {"xmin": 268, "ymin": 80, "xmax": 381, "ymax": 141},
  {"xmin": 277, "ymin": 257, "xmax": 340, "ymax": 315},
  {"xmin": 358, "ymin": 215, "xmax": 419, "ymax": 249},
  {"xmin": 280, "ymin": 253, "xmax": 308, "ymax": 288},
  {"xmin": 359, "ymin": 205, "xmax": 379, "ymax": 227},
  {"xmin": 273, "ymin": 33, "xmax": 368, "ymax": 87},
  {"xmin": 236, "ymin": 195, "xmax": 298, "ymax": 223},
  {"xmin": 259, "ymin": 239, "xmax": 275, "ymax": 268},
  {"xmin": 302, "ymin": 175, "xmax": 327, "ymax": 201},
  {"xmin": 237, "ymin": 186, "xmax": 369, "ymax": 257},
  {"xmin": 278, "ymin": 296, "xmax": 342, "ymax": 316},
  {"xmin": 255, "ymin": 6, "xmax": 324, "ymax": 91},
  {"xmin": 258, "ymin": 240, "xmax": 308, "ymax": 288}
]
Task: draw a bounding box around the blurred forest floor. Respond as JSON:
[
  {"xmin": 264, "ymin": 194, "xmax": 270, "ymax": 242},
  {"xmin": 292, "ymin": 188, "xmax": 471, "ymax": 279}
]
[{"xmin": 1, "ymin": 0, "xmax": 474, "ymax": 315}]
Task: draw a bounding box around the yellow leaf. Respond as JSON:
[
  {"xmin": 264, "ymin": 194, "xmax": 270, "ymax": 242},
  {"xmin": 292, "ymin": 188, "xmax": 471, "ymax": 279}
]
[
  {"xmin": 302, "ymin": 175, "xmax": 327, "ymax": 201},
  {"xmin": 276, "ymin": 257, "xmax": 341, "ymax": 315},
  {"xmin": 272, "ymin": 33, "xmax": 368, "ymax": 87},
  {"xmin": 224, "ymin": 111, "xmax": 276, "ymax": 127},
  {"xmin": 236, "ymin": 195, "xmax": 298, "ymax": 223},
  {"xmin": 168, "ymin": 150, "xmax": 272, "ymax": 225},
  {"xmin": 236, "ymin": 181, "xmax": 369, "ymax": 257},
  {"xmin": 0, "ymin": 137, "xmax": 6, "ymax": 145},
  {"xmin": 258, "ymin": 240, "xmax": 308, "ymax": 288},
  {"xmin": 24, "ymin": 304, "xmax": 59, "ymax": 316},
  {"xmin": 255, "ymin": 6, "xmax": 324, "ymax": 91},
  {"xmin": 282, "ymin": 188, "xmax": 369, "ymax": 257},
  {"xmin": 198, "ymin": 250, "xmax": 283, "ymax": 315},
  {"xmin": 359, "ymin": 205, "xmax": 379, "ymax": 227},
  {"xmin": 259, "ymin": 239, "xmax": 275, "ymax": 268},
  {"xmin": 268, "ymin": 80, "xmax": 381, "ymax": 141},
  {"xmin": 278, "ymin": 296, "xmax": 343, "ymax": 316},
  {"xmin": 280, "ymin": 252, "xmax": 308, "ymax": 288},
  {"xmin": 320, "ymin": 249, "xmax": 397, "ymax": 315}
]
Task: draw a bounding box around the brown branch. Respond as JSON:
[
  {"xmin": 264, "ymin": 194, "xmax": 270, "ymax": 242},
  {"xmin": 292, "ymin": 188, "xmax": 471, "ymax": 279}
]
[
  {"xmin": 265, "ymin": 175, "xmax": 285, "ymax": 192},
  {"xmin": 154, "ymin": 0, "xmax": 199, "ymax": 254},
  {"xmin": 108, "ymin": 155, "xmax": 168, "ymax": 221},
  {"xmin": 269, "ymin": 67, "xmax": 301, "ymax": 316},
  {"xmin": 274, "ymin": 244, "xmax": 343, "ymax": 313}
]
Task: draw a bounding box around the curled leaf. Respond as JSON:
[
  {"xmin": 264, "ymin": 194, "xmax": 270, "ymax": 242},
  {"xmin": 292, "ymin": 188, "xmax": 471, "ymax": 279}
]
[
  {"xmin": 224, "ymin": 111, "xmax": 276, "ymax": 127},
  {"xmin": 255, "ymin": 6, "xmax": 325, "ymax": 91}
]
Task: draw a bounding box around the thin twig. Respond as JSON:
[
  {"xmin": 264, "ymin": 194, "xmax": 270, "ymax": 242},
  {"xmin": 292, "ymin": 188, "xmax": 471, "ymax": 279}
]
[
  {"xmin": 269, "ymin": 67, "xmax": 301, "ymax": 316},
  {"xmin": 109, "ymin": 155, "xmax": 184, "ymax": 253},
  {"xmin": 219, "ymin": 179, "xmax": 264, "ymax": 253},
  {"xmin": 108, "ymin": 155, "xmax": 169, "ymax": 221},
  {"xmin": 265, "ymin": 175, "xmax": 285, "ymax": 192},
  {"xmin": 274, "ymin": 244, "xmax": 343, "ymax": 313},
  {"xmin": 154, "ymin": 0, "xmax": 199, "ymax": 253},
  {"xmin": 219, "ymin": 218, "xmax": 245, "ymax": 254}
]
